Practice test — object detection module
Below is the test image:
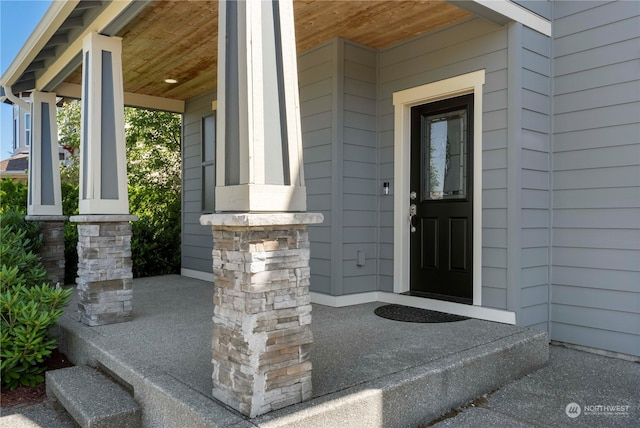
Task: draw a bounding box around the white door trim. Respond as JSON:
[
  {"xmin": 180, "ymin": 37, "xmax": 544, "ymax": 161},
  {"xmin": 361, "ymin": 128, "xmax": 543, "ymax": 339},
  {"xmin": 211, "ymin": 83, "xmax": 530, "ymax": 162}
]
[{"xmin": 392, "ymin": 70, "xmax": 485, "ymax": 306}]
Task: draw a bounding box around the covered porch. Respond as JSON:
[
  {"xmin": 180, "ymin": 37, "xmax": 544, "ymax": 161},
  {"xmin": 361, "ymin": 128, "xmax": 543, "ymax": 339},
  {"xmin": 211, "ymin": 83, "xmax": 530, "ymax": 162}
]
[
  {"xmin": 53, "ymin": 275, "xmax": 547, "ymax": 427},
  {"xmin": 1, "ymin": 0, "xmax": 555, "ymax": 422}
]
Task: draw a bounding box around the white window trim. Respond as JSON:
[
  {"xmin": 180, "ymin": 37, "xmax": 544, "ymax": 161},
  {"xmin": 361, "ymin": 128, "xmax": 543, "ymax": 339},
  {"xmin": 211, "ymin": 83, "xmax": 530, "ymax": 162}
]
[
  {"xmin": 25, "ymin": 112, "xmax": 31, "ymax": 146},
  {"xmin": 202, "ymin": 107, "xmax": 217, "ymax": 214},
  {"xmin": 392, "ymin": 70, "xmax": 485, "ymax": 307},
  {"xmin": 13, "ymin": 114, "xmax": 19, "ymax": 151}
]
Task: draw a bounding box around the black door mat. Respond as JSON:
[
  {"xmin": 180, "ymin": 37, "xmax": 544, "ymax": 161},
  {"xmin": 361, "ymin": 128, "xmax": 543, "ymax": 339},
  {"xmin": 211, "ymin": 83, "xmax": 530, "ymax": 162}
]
[{"xmin": 374, "ymin": 304, "xmax": 469, "ymax": 323}]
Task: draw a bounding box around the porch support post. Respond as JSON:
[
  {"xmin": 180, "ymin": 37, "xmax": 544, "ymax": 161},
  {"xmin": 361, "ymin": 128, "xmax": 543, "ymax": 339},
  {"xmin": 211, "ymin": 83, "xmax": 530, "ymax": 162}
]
[
  {"xmin": 25, "ymin": 91, "xmax": 67, "ymax": 284},
  {"xmin": 201, "ymin": 0, "xmax": 323, "ymax": 417},
  {"xmin": 71, "ymin": 32, "xmax": 136, "ymax": 326},
  {"xmin": 78, "ymin": 32, "xmax": 129, "ymax": 215},
  {"xmin": 215, "ymin": 0, "xmax": 306, "ymax": 212},
  {"xmin": 27, "ymin": 91, "xmax": 63, "ymax": 216},
  {"xmin": 24, "ymin": 215, "xmax": 67, "ymax": 285},
  {"xmin": 201, "ymin": 213, "xmax": 322, "ymax": 418}
]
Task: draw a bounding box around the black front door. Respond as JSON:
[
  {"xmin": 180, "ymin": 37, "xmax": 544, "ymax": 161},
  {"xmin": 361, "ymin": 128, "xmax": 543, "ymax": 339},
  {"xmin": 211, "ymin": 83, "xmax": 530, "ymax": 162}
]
[{"xmin": 410, "ymin": 94, "xmax": 473, "ymax": 303}]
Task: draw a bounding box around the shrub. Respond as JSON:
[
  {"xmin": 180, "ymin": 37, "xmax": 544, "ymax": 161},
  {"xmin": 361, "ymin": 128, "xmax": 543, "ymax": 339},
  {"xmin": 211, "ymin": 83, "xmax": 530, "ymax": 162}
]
[
  {"xmin": 0, "ymin": 212, "xmax": 46, "ymax": 287},
  {"xmin": 0, "ymin": 179, "xmax": 28, "ymax": 214},
  {"xmin": 0, "ymin": 212, "xmax": 72, "ymax": 390},
  {"xmin": 131, "ymin": 215, "xmax": 181, "ymax": 278},
  {"xmin": 129, "ymin": 182, "xmax": 181, "ymax": 278},
  {"xmin": 61, "ymin": 182, "xmax": 79, "ymax": 285},
  {"xmin": 0, "ymin": 269, "xmax": 72, "ymax": 389},
  {"xmin": 58, "ymin": 182, "xmax": 181, "ymax": 280}
]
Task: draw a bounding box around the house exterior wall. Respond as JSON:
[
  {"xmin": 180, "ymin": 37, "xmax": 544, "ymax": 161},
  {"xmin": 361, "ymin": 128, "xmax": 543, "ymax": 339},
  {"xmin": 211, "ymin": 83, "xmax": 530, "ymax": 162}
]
[
  {"xmin": 550, "ymin": 0, "xmax": 640, "ymax": 357},
  {"xmin": 341, "ymin": 41, "xmax": 379, "ymax": 294},
  {"xmin": 378, "ymin": 18, "xmax": 510, "ymax": 309},
  {"xmin": 183, "ymin": 18, "xmax": 521, "ymax": 309},
  {"xmin": 298, "ymin": 39, "xmax": 379, "ymax": 296},
  {"xmin": 515, "ymin": 24, "xmax": 552, "ymax": 330},
  {"xmin": 298, "ymin": 42, "xmax": 335, "ymax": 295},
  {"xmin": 178, "ymin": 1, "xmax": 638, "ymax": 357},
  {"xmin": 181, "ymin": 92, "xmax": 217, "ymax": 275}
]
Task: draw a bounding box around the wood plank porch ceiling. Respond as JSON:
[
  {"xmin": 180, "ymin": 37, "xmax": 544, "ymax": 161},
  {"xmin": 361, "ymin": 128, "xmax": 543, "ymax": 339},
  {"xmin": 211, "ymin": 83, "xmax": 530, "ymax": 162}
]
[{"xmin": 63, "ymin": 0, "xmax": 471, "ymax": 102}]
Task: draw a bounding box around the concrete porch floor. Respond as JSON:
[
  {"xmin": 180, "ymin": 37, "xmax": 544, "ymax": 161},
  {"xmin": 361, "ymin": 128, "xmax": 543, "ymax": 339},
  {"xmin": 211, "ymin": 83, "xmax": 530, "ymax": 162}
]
[{"xmin": 53, "ymin": 275, "xmax": 549, "ymax": 427}]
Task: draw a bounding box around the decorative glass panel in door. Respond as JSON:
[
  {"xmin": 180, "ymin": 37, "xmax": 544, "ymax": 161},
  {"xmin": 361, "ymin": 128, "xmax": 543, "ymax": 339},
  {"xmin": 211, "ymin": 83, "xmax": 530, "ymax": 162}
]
[{"xmin": 422, "ymin": 109, "xmax": 467, "ymax": 201}]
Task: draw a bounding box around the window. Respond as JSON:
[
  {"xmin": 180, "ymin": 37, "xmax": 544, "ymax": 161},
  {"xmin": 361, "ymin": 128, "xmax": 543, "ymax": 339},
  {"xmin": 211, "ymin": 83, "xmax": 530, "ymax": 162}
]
[
  {"xmin": 13, "ymin": 116, "xmax": 18, "ymax": 151},
  {"xmin": 25, "ymin": 113, "xmax": 31, "ymax": 146},
  {"xmin": 202, "ymin": 113, "xmax": 216, "ymax": 212}
]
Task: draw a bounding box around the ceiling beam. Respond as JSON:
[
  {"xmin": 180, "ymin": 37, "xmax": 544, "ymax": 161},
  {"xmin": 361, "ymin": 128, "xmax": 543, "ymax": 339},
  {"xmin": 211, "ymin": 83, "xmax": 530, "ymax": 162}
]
[
  {"xmin": 0, "ymin": 1, "xmax": 80, "ymax": 88},
  {"xmin": 75, "ymin": 1, "xmax": 103, "ymax": 11},
  {"xmin": 46, "ymin": 34, "xmax": 70, "ymax": 47},
  {"xmin": 58, "ymin": 16, "xmax": 84, "ymax": 31},
  {"xmin": 34, "ymin": 47, "xmax": 57, "ymax": 61},
  {"xmin": 53, "ymin": 82, "xmax": 185, "ymax": 113},
  {"xmin": 36, "ymin": 0, "xmax": 134, "ymax": 92}
]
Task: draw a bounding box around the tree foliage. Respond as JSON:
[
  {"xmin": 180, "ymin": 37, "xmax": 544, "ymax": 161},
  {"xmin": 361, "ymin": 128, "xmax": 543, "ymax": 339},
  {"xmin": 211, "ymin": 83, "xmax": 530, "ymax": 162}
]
[
  {"xmin": 124, "ymin": 107, "xmax": 182, "ymax": 277},
  {"xmin": 0, "ymin": 180, "xmax": 28, "ymax": 215},
  {"xmin": 57, "ymin": 101, "xmax": 182, "ymax": 279},
  {"xmin": 58, "ymin": 100, "xmax": 81, "ymax": 185}
]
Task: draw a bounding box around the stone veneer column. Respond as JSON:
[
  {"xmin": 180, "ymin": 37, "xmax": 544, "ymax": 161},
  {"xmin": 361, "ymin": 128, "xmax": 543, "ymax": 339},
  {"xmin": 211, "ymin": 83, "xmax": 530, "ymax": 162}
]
[
  {"xmin": 70, "ymin": 215, "xmax": 137, "ymax": 326},
  {"xmin": 25, "ymin": 215, "xmax": 67, "ymax": 285},
  {"xmin": 200, "ymin": 213, "xmax": 323, "ymax": 417}
]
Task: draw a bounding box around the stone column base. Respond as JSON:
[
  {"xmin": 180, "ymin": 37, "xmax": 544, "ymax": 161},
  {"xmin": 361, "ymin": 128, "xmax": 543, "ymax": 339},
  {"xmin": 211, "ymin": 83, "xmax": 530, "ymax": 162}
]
[
  {"xmin": 70, "ymin": 215, "xmax": 138, "ymax": 326},
  {"xmin": 200, "ymin": 213, "xmax": 323, "ymax": 417},
  {"xmin": 26, "ymin": 215, "xmax": 67, "ymax": 285}
]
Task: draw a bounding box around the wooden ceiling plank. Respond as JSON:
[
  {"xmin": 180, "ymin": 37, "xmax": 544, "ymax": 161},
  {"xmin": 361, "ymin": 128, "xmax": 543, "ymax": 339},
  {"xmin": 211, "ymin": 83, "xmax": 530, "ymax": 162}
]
[{"xmin": 59, "ymin": 0, "xmax": 471, "ymax": 101}]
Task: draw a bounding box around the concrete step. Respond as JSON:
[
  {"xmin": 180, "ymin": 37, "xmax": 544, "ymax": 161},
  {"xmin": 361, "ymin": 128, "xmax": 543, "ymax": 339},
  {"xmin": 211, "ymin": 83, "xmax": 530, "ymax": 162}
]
[
  {"xmin": 46, "ymin": 366, "xmax": 141, "ymax": 428},
  {"xmin": 253, "ymin": 329, "xmax": 549, "ymax": 427}
]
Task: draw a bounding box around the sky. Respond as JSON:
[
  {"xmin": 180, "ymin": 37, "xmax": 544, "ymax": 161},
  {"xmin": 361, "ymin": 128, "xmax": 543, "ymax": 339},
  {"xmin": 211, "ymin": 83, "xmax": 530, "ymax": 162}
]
[{"xmin": 1, "ymin": 0, "xmax": 52, "ymax": 159}]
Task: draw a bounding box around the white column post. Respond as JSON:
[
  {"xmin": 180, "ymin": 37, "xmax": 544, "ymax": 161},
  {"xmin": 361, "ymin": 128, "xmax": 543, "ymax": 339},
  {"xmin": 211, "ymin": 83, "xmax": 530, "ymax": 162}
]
[
  {"xmin": 26, "ymin": 90, "xmax": 67, "ymax": 285},
  {"xmin": 215, "ymin": 0, "xmax": 306, "ymax": 212},
  {"xmin": 203, "ymin": 0, "xmax": 323, "ymax": 417},
  {"xmin": 78, "ymin": 32, "xmax": 129, "ymax": 215},
  {"xmin": 27, "ymin": 91, "xmax": 62, "ymax": 216},
  {"xmin": 72, "ymin": 32, "xmax": 136, "ymax": 326}
]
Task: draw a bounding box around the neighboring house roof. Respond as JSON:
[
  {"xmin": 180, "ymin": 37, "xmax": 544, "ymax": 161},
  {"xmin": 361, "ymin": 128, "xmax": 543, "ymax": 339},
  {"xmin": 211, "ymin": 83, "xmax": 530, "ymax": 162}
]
[{"xmin": 0, "ymin": 153, "xmax": 29, "ymax": 172}]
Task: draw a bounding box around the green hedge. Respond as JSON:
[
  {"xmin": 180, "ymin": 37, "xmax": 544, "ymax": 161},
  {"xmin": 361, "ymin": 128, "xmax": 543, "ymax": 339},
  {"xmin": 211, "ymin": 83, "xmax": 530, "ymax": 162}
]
[
  {"xmin": 0, "ymin": 211, "xmax": 72, "ymax": 389},
  {"xmin": 1, "ymin": 179, "xmax": 180, "ymax": 282},
  {"xmin": 61, "ymin": 182, "xmax": 79, "ymax": 285},
  {"xmin": 0, "ymin": 179, "xmax": 28, "ymax": 215}
]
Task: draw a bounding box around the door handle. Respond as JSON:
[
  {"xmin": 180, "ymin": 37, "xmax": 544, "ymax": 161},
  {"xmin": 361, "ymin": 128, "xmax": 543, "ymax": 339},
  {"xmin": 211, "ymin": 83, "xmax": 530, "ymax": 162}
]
[{"xmin": 409, "ymin": 203, "xmax": 417, "ymax": 233}]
